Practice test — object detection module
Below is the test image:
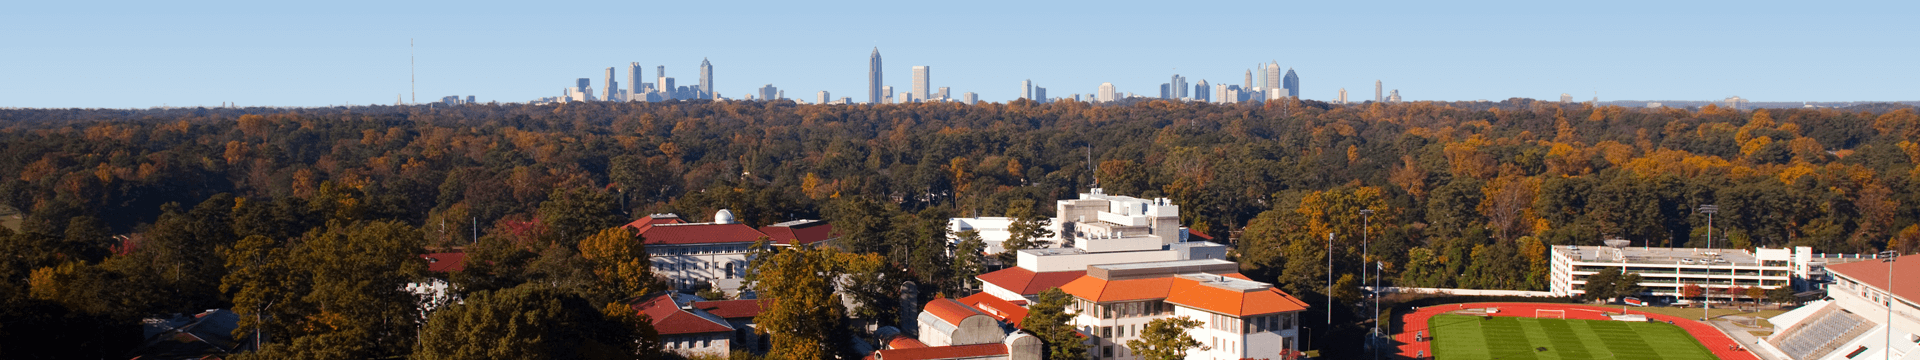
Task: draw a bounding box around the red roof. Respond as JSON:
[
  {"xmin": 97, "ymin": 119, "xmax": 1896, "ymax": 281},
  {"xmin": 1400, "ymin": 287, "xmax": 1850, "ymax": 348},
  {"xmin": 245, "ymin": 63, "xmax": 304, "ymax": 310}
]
[
  {"xmin": 1163, "ymin": 276, "xmax": 1310, "ymax": 316},
  {"xmin": 693, "ymin": 299, "xmax": 765, "ymax": 319},
  {"xmin": 633, "ymin": 294, "xmax": 733, "ymax": 335},
  {"xmin": 923, "ymin": 298, "xmax": 987, "ymax": 326},
  {"xmin": 636, "ymin": 223, "xmax": 769, "ymax": 245},
  {"xmin": 622, "ymin": 214, "xmax": 686, "ymax": 232},
  {"xmin": 958, "ymin": 292, "xmax": 1028, "ymax": 327},
  {"xmin": 759, "ymin": 220, "xmax": 837, "ymax": 245},
  {"xmin": 873, "ymin": 343, "xmax": 1008, "ymax": 360},
  {"xmin": 888, "ymin": 337, "xmax": 929, "ymax": 349},
  {"xmin": 1188, "ymin": 228, "xmax": 1214, "ymax": 241},
  {"xmin": 421, "ymin": 253, "xmax": 466, "ymax": 272},
  {"xmin": 976, "ymin": 267, "xmax": 1087, "ymax": 296},
  {"xmin": 1059, "ymin": 272, "xmax": 1309, "ymax": 317},
  {"xmin": 1826, "ymin": 256, "xmax": 1920, "ymax": 303}
]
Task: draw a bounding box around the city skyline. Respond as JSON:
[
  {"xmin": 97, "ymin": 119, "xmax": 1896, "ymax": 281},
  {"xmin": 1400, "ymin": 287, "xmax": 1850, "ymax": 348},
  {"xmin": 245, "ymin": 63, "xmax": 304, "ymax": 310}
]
[{"xmin": 2, "ymin": 1, "xmax": 1916, "ymax": 108}]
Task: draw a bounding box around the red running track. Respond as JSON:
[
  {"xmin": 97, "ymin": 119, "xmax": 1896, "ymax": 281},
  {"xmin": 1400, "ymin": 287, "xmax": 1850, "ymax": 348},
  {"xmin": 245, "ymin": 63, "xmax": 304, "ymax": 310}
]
[{"xmin": 1392, "ymin": 302, "xmax": 1758, "ymax": 360}]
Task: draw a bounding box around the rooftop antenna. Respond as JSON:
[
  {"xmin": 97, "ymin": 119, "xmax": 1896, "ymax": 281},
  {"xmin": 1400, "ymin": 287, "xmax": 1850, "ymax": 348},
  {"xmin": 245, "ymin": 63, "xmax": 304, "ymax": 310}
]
[{"xmin": 410, "ymin": 38, "xmax": 415, "ymax": 105}]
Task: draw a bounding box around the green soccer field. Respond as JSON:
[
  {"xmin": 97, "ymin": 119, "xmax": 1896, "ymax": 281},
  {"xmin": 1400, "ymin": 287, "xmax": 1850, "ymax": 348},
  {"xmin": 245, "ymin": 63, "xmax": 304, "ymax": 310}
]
[{"xmin": 1428, "ymin": 314, "xmax": 1716, "ymax": 360}]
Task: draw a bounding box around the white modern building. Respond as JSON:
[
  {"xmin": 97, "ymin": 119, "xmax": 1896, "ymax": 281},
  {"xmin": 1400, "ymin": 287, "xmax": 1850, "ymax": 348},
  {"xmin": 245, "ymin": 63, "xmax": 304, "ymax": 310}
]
[
  {"xmin": 973, "ymin": 189, "xmax": 1225, "ymax": 304},
  {"xmin": 950, "ymin": 217, "xmax": 1018, "ymax": 255},
  {"xmin": 1549, "ymin": 245, "xmax": 1874, "ymax": 301},
  {"xmin": 1755, "ymin": 256, "xmax": 1916, "ymax": 360},
  {"xmin": 1060, "ymin": 259, "xmax": 1307, "ymax": 360}
]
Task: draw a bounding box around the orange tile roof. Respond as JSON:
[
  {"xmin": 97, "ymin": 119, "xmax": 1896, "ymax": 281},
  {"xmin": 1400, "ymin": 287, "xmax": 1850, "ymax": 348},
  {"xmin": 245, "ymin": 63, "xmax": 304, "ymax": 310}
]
[
  {"xmin": 420, "ymin": 252, "xmax": 466, "ymax": 273},
  {"xmin": 923, "ymin": 298, "xmax": 986, "ymax": 326},
  {"xmin": 758, "ymin": 220, "xmax": 837, "ymax": 245},
  {"xmin": 976, "ymin": 267, "xmax": 1087, "ymax": 296},
  {"xmin": 888, "ymin": 337, "xmax": 929, "ymax": 349},
  {"xmin": 958, "ymin": 292, "xmax": 1029, "ymax": 327},
  {"xmin": 632, "ymin": 293, "xmax": 733, "ymax": 335},
  {"xmin": 692, "ymin": 299, "xmax": 765, "ymax": 319},
  {"xmin": 1058, "ymin": 276, "xmax": 1175, "ymax": 303},
  {"xmin": 622, "ymin": 215, "xmax": 686, "ymax": 232},
  {"xmin": 1058, "ymin": 272, "xmax": 1309, "ymax": 317},
  {"xmin": 873, "ymin": 343, "xmax": 1008, "ymax": 360},
  {"xmin": 1826, "ymin": 256, "xmax": 1920, "ymax": 303},
  {"xmin": 1162, "ymin": 277, "xmax": 1310, "ymax": 317}
]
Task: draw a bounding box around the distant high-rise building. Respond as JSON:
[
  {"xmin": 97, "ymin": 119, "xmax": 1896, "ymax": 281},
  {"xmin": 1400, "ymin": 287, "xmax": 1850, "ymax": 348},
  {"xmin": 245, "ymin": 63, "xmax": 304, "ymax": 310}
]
[
  {"xmin": 868, "ymin": 48, "xmax": 883, "ymax": 104},
  {"xmin": 1244, "ymin": 70, "xmax": 1253, "ymax": 90},
  {"xmin": 912, "ymin": 66, "xmax": 930, "ymax": 102},
  {"xmin": 963, "ymin": 92, "xmax": 978, "ymax": 104},
  {"xmin": 1098, "ymin": 83, "xmax": 1116, "ymax": 102},
  {"xmin": 1265, "ymin": 62, "xmax": 1281, "ymax": 93},
  {"xmin": 1035, "ymin": 86, "xmax": 1046, "ymax": 103},
  {"xmin": 818, "ymin": 91, "xmax": 830, "ymax": 105},
  {"xmin": 937, "ymin": 87, "xmax": 950, "ymax": 101},
  {"xmin": 628, "ymin": 63, "xmax": 646, "ymax": 99},
  {"xmin": 1389, "ymin": 89, "xmax": 1402, "ymax": 103},
  {"xmin": 699, "ymin": 58, "xmax": 713, "ymax": 99},
  {"xmin": 662, "ymin": 77, "xmax": 676, "ymax": 97},
  {"xmin": 882, "ymin": 85, "xmax": 894, "ymax": 104},
  {"xmin": 758, "ymin": 84, "xmax": 777, "ymax": 101},
  {"xmin": 1282, "ymin": 68, "xmax": 1299, "ymax": 98},
  {"xmin": 1166, "ymin": 74, "xmax": 1187, "ymax": 99},
  {"xmin": 1338, "ymin": 88, "xmax": 1348, "ymax": 104},
  {"xmin": 657, "ymin": 66, "xmax": 668, "ymax": 93},
  {"xmin": 1560, "ymin": 93, "xmax": 1573, "ymax": 103},
  {"xmin": 1194, "ymin": 80, "xmax": 1209, "ymax": 102},
  {"xmin": 466, "ymin": 95, "xmax": 475, "ymax": 104},
  {"xmin": 604, "ymin": 67, "xmax": 618, "ymax": 101},
  {"xmin": 1021, "ymin": 79, "xmax": 1032, "ymax": 101},
  {"xmin": 1375, "ymin": 80, "xmax": 1383, "ymax": 103},
  {"xmin": 1159, "ymin": 83, "xmax": 1170, "ymax": 99},
  {"xmin": 776, "ymin": 89, "xmax": 783, "ymax": 101}
]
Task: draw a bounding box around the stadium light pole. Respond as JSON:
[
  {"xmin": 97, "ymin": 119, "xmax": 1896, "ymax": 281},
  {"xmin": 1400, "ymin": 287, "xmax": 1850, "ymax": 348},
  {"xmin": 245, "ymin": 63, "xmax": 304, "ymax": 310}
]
[
  {"xmin": 1699, "ymin": 204, "xmax": 1717, "ymax": 321},
  {"xmin": 1360, "ymin": 208, "xmax": 1374, "ymax": 358},
  {"xmin": 1880, "ymin": 250, "xmax": 1897, "ymax": 360}
]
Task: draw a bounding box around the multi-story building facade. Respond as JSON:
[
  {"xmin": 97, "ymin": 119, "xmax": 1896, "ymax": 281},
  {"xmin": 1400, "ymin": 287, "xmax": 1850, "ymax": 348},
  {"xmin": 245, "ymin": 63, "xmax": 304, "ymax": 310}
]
[
  {"xmin": 913, "ymin": 66, "xmax": 930, "ymax": 101},
  {"xmin": 1060, "ymin": 259, "xmax": 1307, "ymax": 360},
  {"xmin": 869, "ymin": 48, "xmax": 883, "ymax": 104},
  {"xmin": 1549, "ymin": 245, "xmax": 1873, "ymax": 301},
  {"xmin": 973, "ymin": 188, "xmax": 1225, "ymax": 304},
  {"xmin": 635, "ymin": 292, "xmax": 766, "ymax": 358},
  {"xmin": 627, "ymin": 211, "xmax": 835, "ymax": 291}
]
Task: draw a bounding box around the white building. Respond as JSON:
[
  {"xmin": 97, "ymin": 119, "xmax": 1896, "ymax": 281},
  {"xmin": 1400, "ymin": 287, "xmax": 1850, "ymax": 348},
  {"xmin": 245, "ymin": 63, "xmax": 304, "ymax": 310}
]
[
  {"xmin": 871, "ymin": 297, "xmax": 1043, "ymax": 360},
  {"xmin": 1549, "ymin": 245, "xmax": 1873, "ymax": 301},
  {"xmin": 1060, "ymin": 259, "xmax": 1307, "ymax": 360},
  {"xmin": 1755, "ymin": 256, "xmax": 1916, "ymax": 360},
  {"xmin": 973, "ymin": 189, "xmax": 1225, "ymax": 304},
  {"xmin": 627, "ymin": 211, "xmax": 836, "ymax": 292}
]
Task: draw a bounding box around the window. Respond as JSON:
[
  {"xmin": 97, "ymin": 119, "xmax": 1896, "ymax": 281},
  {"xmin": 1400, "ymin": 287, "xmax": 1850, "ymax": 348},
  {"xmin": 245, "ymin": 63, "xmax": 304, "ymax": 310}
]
[
  {"xmin": 1102, "ymin": 326, "xmax": 1112, "ymax": 338},
  {"xmin": 1103, "ymin": 346, "xmax": 1113, "ymax": 358}
]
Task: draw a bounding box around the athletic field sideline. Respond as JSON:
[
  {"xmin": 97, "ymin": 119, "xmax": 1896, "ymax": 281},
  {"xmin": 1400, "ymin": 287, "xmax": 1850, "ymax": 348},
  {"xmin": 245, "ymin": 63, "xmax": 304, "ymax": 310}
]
[{"xmin": 1428, "ymin": 314, "xmax": 1716, "ymax": 360}]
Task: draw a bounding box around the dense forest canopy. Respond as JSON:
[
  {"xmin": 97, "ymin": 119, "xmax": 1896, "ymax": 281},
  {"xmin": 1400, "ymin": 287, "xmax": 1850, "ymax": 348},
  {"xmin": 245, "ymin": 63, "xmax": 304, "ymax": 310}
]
[{"xmin": 2, "ymin": 99, "xmax": 1918, "ymax": 358}]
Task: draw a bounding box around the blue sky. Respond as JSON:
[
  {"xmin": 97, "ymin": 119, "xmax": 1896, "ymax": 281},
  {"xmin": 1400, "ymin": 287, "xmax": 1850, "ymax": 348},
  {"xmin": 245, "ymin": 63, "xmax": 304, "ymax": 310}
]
[{"xmin": 2, "ymin": 0, "xmax": 1914, "ymax": 108}]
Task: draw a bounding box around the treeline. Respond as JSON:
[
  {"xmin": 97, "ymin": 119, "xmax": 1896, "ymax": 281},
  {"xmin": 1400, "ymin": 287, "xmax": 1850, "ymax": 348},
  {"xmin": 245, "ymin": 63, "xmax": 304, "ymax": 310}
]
[{"xmin": 1, "ymin": 99, "xmax": 1918, "ymax": 358}]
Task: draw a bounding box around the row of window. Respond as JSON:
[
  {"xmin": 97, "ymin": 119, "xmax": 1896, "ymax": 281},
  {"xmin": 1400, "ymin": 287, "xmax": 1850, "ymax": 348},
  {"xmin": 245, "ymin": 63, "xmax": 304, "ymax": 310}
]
[
  {"xmin": 664, "ymin": 335, "xmax": 722, "ymax": 350},
  {"xmin": 1076, "ymin": 299, "xmax": 1170, "ymax": 319},
  {"xmin": 658, "ymin": 245, "xmax": 750, "ymax": 256}
]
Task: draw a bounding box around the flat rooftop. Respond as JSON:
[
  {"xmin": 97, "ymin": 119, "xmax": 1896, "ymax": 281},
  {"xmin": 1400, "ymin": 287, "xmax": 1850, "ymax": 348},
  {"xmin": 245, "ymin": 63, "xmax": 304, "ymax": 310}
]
[
  {"xmin": 1177, "ymin": 273, "xmax": 1272, "ymax": 292},
  {"xmin": 1562, "ymin": 245, "xmax": 1760, "ymax": 266}
]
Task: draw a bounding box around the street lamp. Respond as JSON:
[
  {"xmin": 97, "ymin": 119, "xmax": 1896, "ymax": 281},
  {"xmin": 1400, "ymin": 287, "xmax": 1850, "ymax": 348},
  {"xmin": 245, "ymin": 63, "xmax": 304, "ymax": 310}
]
[
  {"xmin": 1361, "ymin": 208, "xmax": 1375, "ymax": 360},
  {"xmin": 1880, "ymin": 250, "xmax": 1898, "ymax": 360},
  {"xmin": 1698, "ymin": 204, "xmax": 1717, "ymax": 321}
]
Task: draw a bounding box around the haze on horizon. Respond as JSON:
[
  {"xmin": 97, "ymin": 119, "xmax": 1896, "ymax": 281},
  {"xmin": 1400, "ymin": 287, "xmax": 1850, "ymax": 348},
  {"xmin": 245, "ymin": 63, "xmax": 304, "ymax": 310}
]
[{"xmin": 2, "ymin": 0, "xmax": 1914, "ymax": 109}]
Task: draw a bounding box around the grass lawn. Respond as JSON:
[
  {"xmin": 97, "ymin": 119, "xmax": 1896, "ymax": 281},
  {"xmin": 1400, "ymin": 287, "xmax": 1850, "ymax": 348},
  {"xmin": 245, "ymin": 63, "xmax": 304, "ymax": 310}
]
[
  {"xmin": 1429, "ymin": 314, "xmax": 1716, "ymax": 360},
  {"xmin": 0, "ymin": 205, "xmax": 20, "ymax": 232}
]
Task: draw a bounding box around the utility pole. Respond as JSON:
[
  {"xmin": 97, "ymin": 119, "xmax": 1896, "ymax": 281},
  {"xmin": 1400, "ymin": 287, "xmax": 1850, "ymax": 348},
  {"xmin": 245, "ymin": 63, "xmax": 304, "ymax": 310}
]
[
  {"xmin": 1881, "ymin": 250, "xmax": 1898, "ymax": 360},
  {"xmin": 1699, "ymin": 204, "xmax": 1717, "ymax": 321},
  {"xmin": 1328, "ymin": 232, "xmax": 1334, "ymax": 325}
]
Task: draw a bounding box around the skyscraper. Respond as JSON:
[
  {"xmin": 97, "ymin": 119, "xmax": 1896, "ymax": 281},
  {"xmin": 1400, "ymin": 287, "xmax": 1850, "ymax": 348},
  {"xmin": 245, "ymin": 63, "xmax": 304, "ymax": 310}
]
[
  {"xmin": 699, "ymin": 59, "xmax": 713, "ymax": 99},
  {"xmin": 1282, "ymin": 68, "xmax": 1299, "ymax": 98},
  {"xmin": 1338, "ymin": 88, "xmax": 1348, "ymax": 104},
  {"xmin": 912, "ymin": 66, "xmax": 930, "ymax": 102},
  {"xmin": 882, "ymin": 86, "xmax": 894, "ymax": 104},
  {"xmin": 1265, "ymin": 62, "xmax": 1281, "ymax": 93},
  {"xmin": 1244, "ymin": 70, "xmax": 1253, "ymax": 89},
  {"xmin": 1021, "ymin": 79, "xmax": 1032, "ymax": 100},
  {"xmin": 1195, "ymin": 80, "xmax": 1209, "ymax": 102},
  {"xmin": 1375, "ymin": 80, "xmax": 1383, "ymax": 103},
  {"xmin": 937, "ymin": 87, "xmax": 950, "ymax": 101},
  {"xmin": 963, "ymin": 92, "xmax": 977, "ymax": 105},
  {"xmin": 628, "ymin": 63, "xmax": 645, "ymax": 100},
  {"xmin": 1035, "ymin": 87, "xmax": 1046, "ymax": 103},
  {"xmin": 1215, "ymin": 83, "xmax": 1228, "ymax": 103},
  {"xmin": 604, "ymin": 67, "xmax": 618, "ymax": 101},
  {"xmin": 818, "ymin": 91, "xmax": 830, "ymax": 105},
  {"xmin": 1098, "ymin": 82, "xmax": 1116, "ymax": 102},
  {"xmin": 657, "ymin": 66, "xmax": 667, "ymax": 93},
  {"xmin": 868, "ymin": 48, "xmax": 883, "ymax": 104},
  {"xmin": 758, "ymin": 84, "xmax": 777, "ymax": 101}
]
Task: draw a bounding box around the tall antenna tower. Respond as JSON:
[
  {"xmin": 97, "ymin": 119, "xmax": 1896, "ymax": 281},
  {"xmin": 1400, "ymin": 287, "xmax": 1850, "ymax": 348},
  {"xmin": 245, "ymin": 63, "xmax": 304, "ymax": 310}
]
[{"xmin": 410, "ymin": 38, "xmax": 415, "ymax": 105}]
